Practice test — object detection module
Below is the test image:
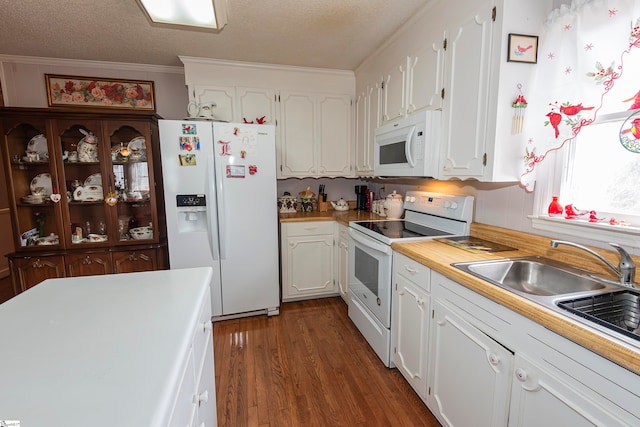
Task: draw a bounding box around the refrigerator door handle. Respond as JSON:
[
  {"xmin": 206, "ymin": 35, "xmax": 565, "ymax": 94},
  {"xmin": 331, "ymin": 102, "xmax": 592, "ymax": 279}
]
[
  {"xmin": 205, "ymin": 155, "xmax": 220, "ymax": 261},
  {"xmin": 214, "ymin": 152, "xmax": 227, "ymax": 260}
]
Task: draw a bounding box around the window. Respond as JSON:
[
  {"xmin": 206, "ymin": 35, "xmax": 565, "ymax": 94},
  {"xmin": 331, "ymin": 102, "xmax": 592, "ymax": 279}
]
[{"xmin": 527, "ymin": 1, "xmax": 640, "ymax": 248}]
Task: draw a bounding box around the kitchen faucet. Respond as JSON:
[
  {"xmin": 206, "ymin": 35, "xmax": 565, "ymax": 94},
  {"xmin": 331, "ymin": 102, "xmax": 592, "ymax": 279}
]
[{"xmin": 550, "ymin": 240, "xmax": 636, "ymax": 287}]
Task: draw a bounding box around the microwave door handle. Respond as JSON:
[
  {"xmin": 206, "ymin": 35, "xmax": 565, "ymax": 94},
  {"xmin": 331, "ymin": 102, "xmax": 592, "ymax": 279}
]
[{"xmin": 405, "ymin": 126, "xmax": 416, "ymax": 167}]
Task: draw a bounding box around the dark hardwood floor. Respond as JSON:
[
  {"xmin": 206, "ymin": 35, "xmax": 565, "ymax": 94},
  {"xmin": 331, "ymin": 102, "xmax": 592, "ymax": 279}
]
[{"xmin": 213, "ymin": 297, "xmax": 442, "ymax": 427}]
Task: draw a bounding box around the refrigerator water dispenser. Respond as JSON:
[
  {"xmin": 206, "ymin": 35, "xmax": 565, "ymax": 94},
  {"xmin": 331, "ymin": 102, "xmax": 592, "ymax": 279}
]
[{"xmin": 176, "ymin": 194, "xmax": 207, "ymax": 233}]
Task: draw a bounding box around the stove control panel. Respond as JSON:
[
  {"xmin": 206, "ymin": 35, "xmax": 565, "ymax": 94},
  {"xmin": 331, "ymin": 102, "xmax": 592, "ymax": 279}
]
[{"xmin": 404, "ymin": 191, "xmax": 474, "ymax": 222}]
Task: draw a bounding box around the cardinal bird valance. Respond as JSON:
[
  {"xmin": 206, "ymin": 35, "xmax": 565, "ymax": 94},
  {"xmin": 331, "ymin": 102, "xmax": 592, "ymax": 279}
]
[{"xmin": 520, "ymin": 0, "xmax": 640, "ymax": 191}]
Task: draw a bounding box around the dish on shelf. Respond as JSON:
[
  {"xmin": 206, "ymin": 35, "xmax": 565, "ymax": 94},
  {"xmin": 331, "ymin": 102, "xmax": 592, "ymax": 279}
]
[
  {"xmin": 35, "ymin": 234, "xmax": 59, "ymax": 245},
  {"xmin": 73, "ymin": 185, "xmax": 104, "ymax": 201},
  {"xmin": 27, "ymin": 134, "xmax": 48, "ymax": 157},
  {"xmin": 84, "ymin": 173, "xmax": 102, "ymax": 187},
  {"xmin": 77, "ymin": 129, "xmax": 99, "ymax": 162},
  {"xmin": 87, "ymin": 233, "xmax": 108, "ymax": 242},
  {"xmin": 127, "ymin": 136, "xmax": 146, "ymax": 152},
  {"xmin": 130, "ymin": 226, "xmax": 153, "ymax": 240},
  {"xmin": 30, "ymin": 173, "xmax": 53, "ymax": 195},
  {"xmin": 21, "ymin": 194, "xmax": 46, "ymax": 204}
]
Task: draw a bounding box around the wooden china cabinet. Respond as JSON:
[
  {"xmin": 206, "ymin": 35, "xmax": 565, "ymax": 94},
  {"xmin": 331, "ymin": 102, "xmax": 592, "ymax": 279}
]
[{"xmin": 0, "ymin": 107, "xmax": 168, "ymax": 295}]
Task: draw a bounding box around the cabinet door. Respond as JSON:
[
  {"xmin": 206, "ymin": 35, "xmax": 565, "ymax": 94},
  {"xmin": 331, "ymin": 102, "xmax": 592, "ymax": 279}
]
[
  {"xmin": 367, "ymin": 82, "xmax": 382, "ymax": 170},
  {"xmin": 282, "ymin": 233, "xmax": 335, "ymax": 300},
  {"xmin": 11, "ymin": 256, "xmax": 65, "ymax": 293},
  {"xmin": 508, "ymin": 354, "xmax": 627, "ymax": 427},
  {"xmin": 337, "ymin": 224, "xmax": 349, "ymax": 303},
  {"xmin": 112, "ymin": 249, "xmax": 157, "ymax": 273},
  {"xmin": 278, "ymin": 91, "xmax": 316, "ymax": 177},
  {"xmin": 104, "ymin": 120, "xmax": 158, "ymax": 245},
  {"xmin": 54, "ymin": 118, "xmax": 109, "ymax": 248},
  {"xmin": 236, "ymin": 87, "xmax": 276, "ymax": 125},
  {"xmin": 191, "ymin": 85, "xmax": 236, "ymax": 123},
  {"xmin": 440, "ymin": 3, "xmax": 494, "ymax": 178},
  {"xmin": 355, "ymin": 88, "xmax": 369, "ymax": 176},
  {"xmin": 392, "ymin": 274, "xmax": 430, "ymax": 399},
  {"xmin": 428, "ymin": 298, "xmax": 512, "ymax": 427},
  {"xmin": 66, "ymin": 252, "xmax": 112, "ymax": 276},
  {"xmin": 407, "ymin": 40, "xmax": 445, "ymax": 114},
  {"xmin": 317, "ymin": 94, "xmax": 352, "ymax": 177},
  {"xmin": 1, "ymin": 116, "xmax": 64, "ymax": 251},
  {"xmin": 382, "ymin": 60, "xmax": 407, "ymax": 125}
]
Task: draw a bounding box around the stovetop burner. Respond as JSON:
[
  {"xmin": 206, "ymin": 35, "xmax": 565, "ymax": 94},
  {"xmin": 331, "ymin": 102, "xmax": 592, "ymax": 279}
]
[{"xmin": 354, "ymin": 220, "xmax": 454, "ymax": 240}]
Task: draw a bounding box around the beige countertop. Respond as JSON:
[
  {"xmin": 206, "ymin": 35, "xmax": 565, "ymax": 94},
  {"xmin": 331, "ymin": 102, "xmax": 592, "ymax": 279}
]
[{"xmin": 278, "ymin": 213, "xmax": 640, "ymax": 374}]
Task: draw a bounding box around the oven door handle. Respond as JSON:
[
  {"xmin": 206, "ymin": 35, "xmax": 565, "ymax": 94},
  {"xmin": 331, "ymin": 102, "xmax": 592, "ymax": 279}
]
[{"xmin": 349, "ymin": 228, "xmax": 393, "ymax": 255}]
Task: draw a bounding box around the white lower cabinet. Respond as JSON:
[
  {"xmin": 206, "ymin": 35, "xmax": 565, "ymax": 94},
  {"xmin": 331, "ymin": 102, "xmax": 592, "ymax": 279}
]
[
  {"xmin": 508, "ymin": 353, "xmax": 625, "ymax": 427},
  {"xmin": 424, "ymin": 271, "xmax": 640, "ymax": 427},
  {"xmin": 169, "ymin": 288, "xmax": 217, "ymax": 427},
  {"xmin": 427, "ymin": 298, "xmax": 513, "ymax": 427},
  {"xmin": 336, "ymin": 223, "xmax": 349, "ymax": 303},
  {"xmin": 281, "ymin": 221, "xmax": 336, "ymax": 301},
  {"xmin": 392, "ymin": 253, "xmax": 431, "ymax": 399}
]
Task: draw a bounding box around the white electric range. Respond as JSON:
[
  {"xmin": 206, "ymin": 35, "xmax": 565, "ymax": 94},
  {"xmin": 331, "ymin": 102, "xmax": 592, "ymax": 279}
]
[{"xmin": 348, "ymin": 191, "xmax": 474, "ymax": 366}]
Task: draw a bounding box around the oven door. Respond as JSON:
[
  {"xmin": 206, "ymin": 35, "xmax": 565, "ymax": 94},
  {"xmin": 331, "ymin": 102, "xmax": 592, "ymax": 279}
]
[{"xmin": 348, "ymin": 227, "xmax": 393, "ymax": 328}]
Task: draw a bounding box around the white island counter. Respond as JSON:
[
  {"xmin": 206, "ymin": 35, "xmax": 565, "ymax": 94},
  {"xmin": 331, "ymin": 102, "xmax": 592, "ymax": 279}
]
[{"xmin": 0, "ymin": 267, "xmax": 217, "ymax": 427}]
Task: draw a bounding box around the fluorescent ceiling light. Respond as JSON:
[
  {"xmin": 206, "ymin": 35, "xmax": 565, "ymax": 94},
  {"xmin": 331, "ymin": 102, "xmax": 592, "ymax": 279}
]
[{"xmin": 137, "ymin": 0, "xmax": 228, "ymax": 30}]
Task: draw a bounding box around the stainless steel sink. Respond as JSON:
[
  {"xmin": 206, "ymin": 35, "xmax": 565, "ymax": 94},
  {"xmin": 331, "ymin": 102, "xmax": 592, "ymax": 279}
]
[
  {"xmin": 453, "ymin": 256, "xmax": 607, "ymax": 296},
  {"xmin": 557, "ymin": 290, "xmax": 640, "ymax": 342},
  {"xmin": 452, "ymin": 256, "xmax": 640, "ymax": 348}
]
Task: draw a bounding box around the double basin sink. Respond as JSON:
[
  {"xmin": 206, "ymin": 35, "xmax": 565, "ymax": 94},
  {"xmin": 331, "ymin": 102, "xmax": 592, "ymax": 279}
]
[{"xmin": 452, "ymin": 256, "xmax": 640, "ymax": 346}]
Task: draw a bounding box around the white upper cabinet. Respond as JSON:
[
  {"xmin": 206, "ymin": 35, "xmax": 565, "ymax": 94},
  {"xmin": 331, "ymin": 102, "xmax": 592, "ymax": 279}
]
[
  {"xmin": 278, "ymin": 91, "xmax": 353, "ymax": 178},
  {"xmin": 407, "ymin": 41, "xmax": 445, "ymax": 114},
  {"xmin": 318, "ymin": 94, "xmax": 352, "ymax": 177},
  {"xmin": 355, "ymin": 80, "xmax": 382, "ymax": 177},
  {"xmin": 439, "ymin": 1, "xmax": 495, "ymax": 179},
  {"xmin": 190, "ymin": 85, "xmax": 236, "ymax": 122},
  {"xmin": 382, "ymin": 61, "xmax": 407, "ymax": 125},
  {"xmin": 236, "ymin": 87, "xmax": 277, "ymax": 125},
  {"xmin": 356, "ymin": 0, "xmax": 551, "ymax": 182}
]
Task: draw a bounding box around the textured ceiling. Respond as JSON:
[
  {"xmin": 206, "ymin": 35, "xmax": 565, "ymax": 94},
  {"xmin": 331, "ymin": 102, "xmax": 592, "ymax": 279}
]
[{"xmin": 0, "ymin": 0, "xmax": 429, "ymax": 70}]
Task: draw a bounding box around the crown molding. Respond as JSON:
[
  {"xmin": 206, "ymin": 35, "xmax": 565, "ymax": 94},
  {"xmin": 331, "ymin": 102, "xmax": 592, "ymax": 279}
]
[
  {"xmin": 179, "ymin": 56, "xmax": 354, "ymax": 77},
  {"xmin": 0, "ymin": 54, "xmax": 184, "ymax": 74}
]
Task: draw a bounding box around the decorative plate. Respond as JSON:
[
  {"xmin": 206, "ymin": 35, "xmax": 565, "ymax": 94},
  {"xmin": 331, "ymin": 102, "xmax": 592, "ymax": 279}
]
[
  {"xmin": 73, "ymin": 185, "xmax": 104, "ymax": 201},
  {"xmin": 619, "ymin": 110, "xmax": 640, "ymax": 153},
  {"xmin": 30, "ymin": 173, "xmax": 53, "ymax": 195},
  {"xmin": 127, "ymin": 136, "xmax": 146, "ymax": 152},
  {"xmin": 84, "ymin": 173, "xmax": 102, "ymax": 187},
  {"xmin": 27, "ymin": 134, "xmax": 48, "ymax": 156}
]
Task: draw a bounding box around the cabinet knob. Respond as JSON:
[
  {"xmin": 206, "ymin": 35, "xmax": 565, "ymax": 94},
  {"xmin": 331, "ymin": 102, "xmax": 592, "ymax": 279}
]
[
  {"xmin": 203, "ymin": 321, "xmax": 213, "ymax": 332},
  {"xmin": 417, "ymin": 297, "xmax": 425, "ymax": 306},
  {"xmin": 198, "ymin": 390, "xmax": 209, "ymax": 406},
  {"xmin": 488, "ymin": 353, "xmax": 500, "ymax": 366},
  {"xmin": 515, "ymin": 368, "xmax": 528, "ymax": 382}
]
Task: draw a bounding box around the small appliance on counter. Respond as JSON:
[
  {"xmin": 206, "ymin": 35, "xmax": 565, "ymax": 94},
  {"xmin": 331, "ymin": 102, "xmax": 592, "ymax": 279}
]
[{"xmin": 355, "ymin": 185, "xmax": 368, "ymax": 211}]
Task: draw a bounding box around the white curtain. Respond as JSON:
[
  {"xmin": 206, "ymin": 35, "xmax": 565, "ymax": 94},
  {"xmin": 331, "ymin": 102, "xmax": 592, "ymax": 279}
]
[{"xmin": 520, "ymin": 0, "xmax": 640, "ymax": 191}]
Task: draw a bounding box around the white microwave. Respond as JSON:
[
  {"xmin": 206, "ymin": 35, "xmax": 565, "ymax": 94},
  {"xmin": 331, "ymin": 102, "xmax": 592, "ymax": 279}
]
[{"xmin": 373, "ymin": 110, "xmax": 441, "ymax": 177}]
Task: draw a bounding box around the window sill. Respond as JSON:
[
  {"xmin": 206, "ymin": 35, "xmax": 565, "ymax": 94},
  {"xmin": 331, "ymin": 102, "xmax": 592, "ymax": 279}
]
[{"xmin": 530, "ymin": 215, "xmax": 640, "ymax": 249}]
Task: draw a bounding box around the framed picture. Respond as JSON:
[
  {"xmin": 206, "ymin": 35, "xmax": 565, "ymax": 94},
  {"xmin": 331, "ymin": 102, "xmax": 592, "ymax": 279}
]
[
  {"xmin": 45, "ymin": 74, "xmax": 156, "ymax": 111},
  {"xmin": 507, "ymin": 34, "xmax": 539, "ymax": 64}
]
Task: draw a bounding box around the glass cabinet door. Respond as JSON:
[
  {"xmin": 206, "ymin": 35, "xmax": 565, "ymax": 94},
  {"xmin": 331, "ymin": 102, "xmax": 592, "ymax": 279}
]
[
  {"xmin": 104, "ymin": 120, "xmax": 157, "ymax": 243},
  {"xmin": 54, "ymin": 119, "xmax": 109, "ymax": 246},
  {"xmin": 2, "ymin": 118, "xmax": 64, "ymax": 250}
]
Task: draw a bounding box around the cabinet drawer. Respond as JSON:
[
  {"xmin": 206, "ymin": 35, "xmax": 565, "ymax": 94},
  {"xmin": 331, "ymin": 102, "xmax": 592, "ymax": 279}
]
[
  {"xmin": 394, "ymin": 252, "xmax": 430, "ymax": 292},
  {"xmin": 284, "ymin": 221, "xmax": 334, "ymax": 237},
  {"xmin": 193, "ymin": 289, "xmax": 212, "ymax": 377}
]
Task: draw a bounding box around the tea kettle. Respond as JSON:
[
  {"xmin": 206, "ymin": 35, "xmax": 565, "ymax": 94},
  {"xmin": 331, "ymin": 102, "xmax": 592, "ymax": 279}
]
[
  {"xmin": 383, "ymin": 191, "xmax": 404, "ymax": 219},
  {"xmin": 331, "ymin": 198, "xmax": 350, "ymax": 211},
  {"xmin": 187, "ymin": 101, "xmax": 217, "ymax": 120}
]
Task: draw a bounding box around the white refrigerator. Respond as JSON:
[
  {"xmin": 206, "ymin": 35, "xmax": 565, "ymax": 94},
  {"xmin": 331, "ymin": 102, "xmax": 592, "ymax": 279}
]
[{"xmin": 159, "ymin": 119, "xmax": 279, "ymax": 319}]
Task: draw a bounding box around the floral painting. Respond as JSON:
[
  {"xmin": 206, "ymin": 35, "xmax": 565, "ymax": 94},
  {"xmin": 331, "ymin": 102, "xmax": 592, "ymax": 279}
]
[{"xmin": 45, "ymin": 74, "xmax": 155, "ymax": 111}]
